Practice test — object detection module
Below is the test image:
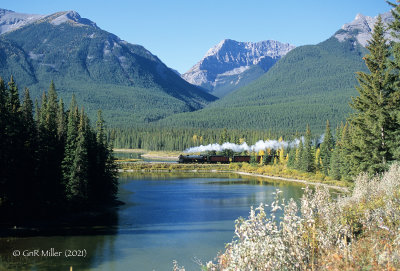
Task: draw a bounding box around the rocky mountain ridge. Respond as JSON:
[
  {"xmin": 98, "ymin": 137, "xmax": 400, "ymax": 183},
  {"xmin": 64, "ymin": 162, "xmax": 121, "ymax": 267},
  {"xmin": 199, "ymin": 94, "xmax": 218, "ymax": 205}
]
[
  {"xmin": 0, "ymin": 8, "xmax": 44, "ymax": 34},
  {"xmin": 334, "ymin": 11, "xmax": 394, "ymax": 46},
  {"xmin": 182, "ymin": 39, "xmax": 295, "ymax": 97}
]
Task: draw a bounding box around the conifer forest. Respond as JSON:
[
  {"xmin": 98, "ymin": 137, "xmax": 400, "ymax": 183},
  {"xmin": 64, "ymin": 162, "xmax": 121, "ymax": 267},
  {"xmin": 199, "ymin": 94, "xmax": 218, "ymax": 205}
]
[{"xmin": 0, "ymin": 77, "xmax": 118, "ymax": 221}]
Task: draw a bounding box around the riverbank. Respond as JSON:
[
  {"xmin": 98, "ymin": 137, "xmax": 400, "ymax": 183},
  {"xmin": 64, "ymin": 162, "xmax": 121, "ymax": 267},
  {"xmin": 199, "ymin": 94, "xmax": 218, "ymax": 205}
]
[
  {"xmin": 234, "ymin": 172, "xmax": 349, "ymax": 192},
  {"xmin": 114, "ymin": 148, "xmax": 181, "ymax": 160},
  {"xmin": 117, "ymin": 162, "xmax": 349, "ymax": 193}
]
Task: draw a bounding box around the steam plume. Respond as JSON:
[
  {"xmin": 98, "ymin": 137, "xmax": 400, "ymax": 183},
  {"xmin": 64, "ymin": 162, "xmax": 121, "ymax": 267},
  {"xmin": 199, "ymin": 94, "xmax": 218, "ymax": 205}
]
[{"xmin": 185, "ymin": 138, "xmax": 302, "ymax": 153}]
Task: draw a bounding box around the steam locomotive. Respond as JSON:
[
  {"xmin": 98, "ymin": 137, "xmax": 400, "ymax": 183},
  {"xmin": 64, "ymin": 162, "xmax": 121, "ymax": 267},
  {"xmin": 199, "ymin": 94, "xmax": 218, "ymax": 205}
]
[{"xmin": 178, "ymin": 155, "xmax": 268, "ymax": 164}]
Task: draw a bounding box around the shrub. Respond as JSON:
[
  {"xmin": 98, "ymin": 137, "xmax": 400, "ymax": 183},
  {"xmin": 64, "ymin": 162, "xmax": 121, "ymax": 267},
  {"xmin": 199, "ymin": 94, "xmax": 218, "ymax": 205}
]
[{"xmin": 174, "ymin": 163, "xmax": 400, "ymax": 270}]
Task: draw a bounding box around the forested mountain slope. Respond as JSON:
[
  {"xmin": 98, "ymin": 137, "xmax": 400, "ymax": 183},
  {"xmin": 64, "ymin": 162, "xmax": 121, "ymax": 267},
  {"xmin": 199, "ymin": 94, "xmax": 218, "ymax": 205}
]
[
  {"xmin": 0, "ymin": 9, "xmax": 216, "ymax": 125},
  {"xmin": 158, "ymin": 37, "xmax": 368, "ymax": 133}
]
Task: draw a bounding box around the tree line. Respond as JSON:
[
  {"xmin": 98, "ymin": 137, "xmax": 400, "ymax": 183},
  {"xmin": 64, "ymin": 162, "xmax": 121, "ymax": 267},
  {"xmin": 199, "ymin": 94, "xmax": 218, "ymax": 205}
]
[
  {"xmin": 109, "ymin": 127, "xmax": 290, "ymax": 151},
  {"xmin": 262, "ymin": 14, "xmax": 400, "ymax": 180},
  {"xmin": 0, "ymin": 77, "xmax": 117, "ymax": 219}
]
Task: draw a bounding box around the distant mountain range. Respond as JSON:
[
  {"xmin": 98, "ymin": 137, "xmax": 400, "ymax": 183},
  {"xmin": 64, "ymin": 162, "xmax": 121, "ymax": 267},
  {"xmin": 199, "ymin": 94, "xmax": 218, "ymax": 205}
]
[
  {"xmin": 0, "ymin": 8, "xmax": 216, "ymax": 125},
  {"xmin": 158, "ymin": 11, "xmax": 393, "ymax": 133},
  {"xmin": 182, "ymin": 39, "xmax": 295, "ymax": 97},
  {"xmin": 0, "ymin": 8, "xmax": 394, "ymax": 132}
]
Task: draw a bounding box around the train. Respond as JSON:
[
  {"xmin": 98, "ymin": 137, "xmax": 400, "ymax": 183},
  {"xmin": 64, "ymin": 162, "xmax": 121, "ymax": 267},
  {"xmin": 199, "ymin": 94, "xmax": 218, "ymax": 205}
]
[{"xmin": 178, "ymin": 155, "xmax": 269, "ymax": 164}]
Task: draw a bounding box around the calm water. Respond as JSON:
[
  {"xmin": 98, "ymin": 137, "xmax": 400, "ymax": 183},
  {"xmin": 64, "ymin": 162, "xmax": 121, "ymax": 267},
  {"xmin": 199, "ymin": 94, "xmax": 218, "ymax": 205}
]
[
  {"xmin": 0, "ymin": 172, "xmax": 305, "ymax": 271},
  {"xmin": 113, "ymin": 152, "xmax": 177, "ymax": 163}
]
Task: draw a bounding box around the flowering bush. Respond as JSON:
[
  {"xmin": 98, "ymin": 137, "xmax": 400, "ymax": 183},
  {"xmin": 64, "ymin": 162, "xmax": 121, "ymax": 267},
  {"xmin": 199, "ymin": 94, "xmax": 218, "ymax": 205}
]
[{"xmin": 175, "ymin": 163, "xmax": 400, "ymax": 270}]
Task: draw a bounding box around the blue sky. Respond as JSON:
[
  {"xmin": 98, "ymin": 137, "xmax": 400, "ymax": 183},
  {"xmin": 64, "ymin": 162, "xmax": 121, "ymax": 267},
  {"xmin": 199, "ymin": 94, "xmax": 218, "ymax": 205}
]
[{"xmin": 2, "ymin": 0, "xmax": 391, "ymax": 73}]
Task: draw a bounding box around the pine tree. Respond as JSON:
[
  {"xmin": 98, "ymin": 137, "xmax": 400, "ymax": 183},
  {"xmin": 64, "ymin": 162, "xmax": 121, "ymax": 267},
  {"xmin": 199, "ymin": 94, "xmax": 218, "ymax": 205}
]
[
  {"xmin": 387, "ymin": 1, "xmax": 400, "ymax": 160},
  {"xmin": 62, "ymin": 97, "xmax": 80, "ymax": 202},
  {"xmin": 320, "ymin": 120, "xmax": 334, "ymax": 175},
  {"xmin": 349, "ymin": 16, "xmax": 393, "ymax": 174},
  {"xmin": 57, "ymin": 98, "xmax": 66, "ymax": 141},
  {"xmin": 219, "ymin": 128, "xmax": 228, "ymax": 144},
  {"xmin": 0, "ymin": 77, "xmax": 118, "ymax": 216},
  {"xmin": 329, "ymin": 125, "xmax": 342, "ymax": 180},
  {"xmin": 287, "ymin": 147, "xmax": 296, "ymax": 168},
  {"xmin": 4, "ymin": 76, "xmax": 24, "ymax": 207},
  {"xmin": 7, "ymin": 76, "xmax": 20, "ymax": 113},
  {"xmin": 92, "ymin": 110, "xmax": 117, "ymax": 203},
  {"xmin": 314, "ymin": 148, "xmax": 321, "ymax": 172},
  {"xmin": 301, "ymin": 125, "xmax": 314, "ymax": 172},
  {"xmin": 339, "ymin": 122, "xmax": 352, "ymax": 180},
  {"xmin": 20, "ymin": 88, "xmax": 38, "ymax": 205},
  {"xmin": 0, "ymin": 78, "xmax": 9, "ymax": 205},
  {"xmin": 295, "ymin": 140, "xmax": 303, "ymax": 170}
]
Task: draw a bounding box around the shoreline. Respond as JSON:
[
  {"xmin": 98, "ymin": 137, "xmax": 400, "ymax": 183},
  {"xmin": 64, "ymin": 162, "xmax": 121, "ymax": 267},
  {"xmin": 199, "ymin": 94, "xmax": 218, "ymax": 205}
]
[
  {"xmin": 113, "ymin": 148, "xmax": 146, "ymax": 153},
  {"xmin": 140, "ymin": 154, "xmax": 178, "ymax": 160},
  {"xmin": 233, "ymin": 171, "xmax": 349, "ymax": 193},
  {"xmin": 118, "ymin": 168, "xmax": 349, "ymax": 193}
]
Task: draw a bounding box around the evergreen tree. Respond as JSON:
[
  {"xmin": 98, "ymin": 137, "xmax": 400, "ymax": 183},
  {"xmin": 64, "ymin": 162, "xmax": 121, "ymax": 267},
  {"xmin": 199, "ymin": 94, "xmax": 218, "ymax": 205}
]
[
  {"xmin": 93, "ymin": 110, "xmax": 118, "ymax": 202},
  {"xmin": 62, "ymin": 100, "xmax": 79, "ymax": 202},
  {"xmin": 387, "ymin": 1, "xmax": 400, "ymax": 160},
  {"xmin": 7, "ymin": 76, "xmax": 20, "ymax": 113},
  {"xmin": 36, "ymin": 83, "xmax": 65, "ymax": 206},
  {"xmin": 339, "ymin": 122, "xmax": 352, "ymax": 180},
  {"xmin": 38, "ymin": 92, "xmax": 47, "ymax": 127},
  {"xmin": 349, "ymin": 16, "xmax": 393, "ymax": 174},
  {"xmin": 0, "ymin": 77, "xmax": 118, "ymax": 217},
  {"xmin": 295, "ymin": 140, "xmax": 303, "ymax": 170},
  {"xmin": 57, "ymin": 98, "xmax": 66, "ymax": 141},
  {"xmin": 0, "ymin": 78, "xmax": 9, "ymax": 205},
  {"xmin": 20, "ymin": 88, "xmax": 38, "ymax": 205},
  {"xmin": 287, "ymin": 147, "xmax": 296, "ymax": 168},
  {"xmin": 4, "ymin": 76, "xmax": 24, "ymax": 207},
  {"xmin": 320, "ymin": 120, "xmax": 334, "ymax": 175},
  {"xmin": 219, "ymin": 128, "xmax": 228, "ymax": 144},
  {"xmin": 69, "ymin": 110, "xmax": 90, "ymax": 203},
  {"xmin": 314, "ymin": 147, "xmax": 321, "ymax": 172},
  {"xmin": 329, "ymin": 125, "xmax": 343, "ymax": 180},
  {"xmin": 301, "ymin": 124, "xmax": 314, "ymax": 172}
]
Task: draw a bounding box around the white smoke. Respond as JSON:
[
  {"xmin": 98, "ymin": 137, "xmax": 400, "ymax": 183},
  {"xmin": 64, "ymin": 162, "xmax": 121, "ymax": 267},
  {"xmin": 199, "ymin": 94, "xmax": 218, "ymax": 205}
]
[
  {"xmin": 185, "ymin": 138, "xmax": 302, "ymax": 153},
  {"xmin": 318, "ymin": 133, "xmax": 325, "ymax": 144}
]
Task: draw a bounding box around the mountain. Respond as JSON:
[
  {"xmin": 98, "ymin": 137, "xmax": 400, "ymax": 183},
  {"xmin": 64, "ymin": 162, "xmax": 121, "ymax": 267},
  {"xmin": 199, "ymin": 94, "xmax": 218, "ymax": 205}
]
[
  {"xmin": 158, "ymin": 12, "xmax": 393, "ymax": 133},
  {"xmin": 334, "ymin": 12, "xmax": 393, "ymax": 46},
  {"xmin": 182, "ymin": 39, "xmax": 295, "ymax": 97},
  {"xmin": 0, "ymin": 9, "xmax": 44, "ymax": 34},
  {"xmin": 0, "ymin": 9, "xmax": 216, "ymax": 125}
]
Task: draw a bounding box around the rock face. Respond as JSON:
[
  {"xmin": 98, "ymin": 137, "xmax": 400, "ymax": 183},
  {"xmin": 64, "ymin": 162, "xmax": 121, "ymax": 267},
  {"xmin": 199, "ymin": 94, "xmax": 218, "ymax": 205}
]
[
  {"xmin": 0, "ymin": 8, "xmax": 44, "ymax": 34},
  {"xmin": 0, "ymin": 9, "xmax": 98, "ymax": 35},
  {"xmin": 49, "ymin": 10, "xmax": 98, "ymax": 27},
  {"xmin": 182, "ymin": 39, "xmax": 295, "ymax": 97},
  {"xmin": 334, "ymin": 11, "xmax": 394, "ymax": 47}
]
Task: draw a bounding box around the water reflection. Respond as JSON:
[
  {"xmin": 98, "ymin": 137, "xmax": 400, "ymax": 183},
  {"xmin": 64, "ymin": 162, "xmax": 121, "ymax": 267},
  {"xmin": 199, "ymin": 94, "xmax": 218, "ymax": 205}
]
[
  {"xmin": 0, "ymin": 209, "xmax": 119, "ymax": 271},
  {"xmin": 0, "ymin": 172, "xmax": 307, "ymax": 271}
]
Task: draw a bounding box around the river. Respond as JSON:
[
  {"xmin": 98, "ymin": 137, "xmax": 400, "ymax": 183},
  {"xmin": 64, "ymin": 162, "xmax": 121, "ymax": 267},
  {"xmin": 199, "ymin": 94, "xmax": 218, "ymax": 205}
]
[{"xmin": 0, "ymin": 172, "xmax": 306, "ymax": 271}]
